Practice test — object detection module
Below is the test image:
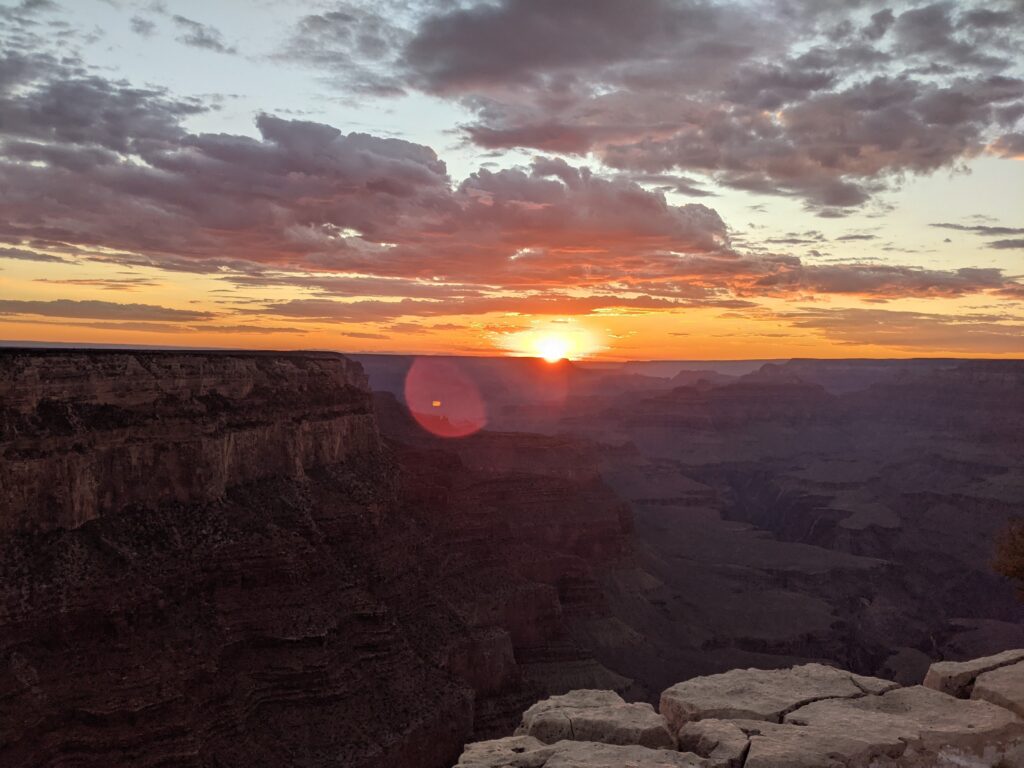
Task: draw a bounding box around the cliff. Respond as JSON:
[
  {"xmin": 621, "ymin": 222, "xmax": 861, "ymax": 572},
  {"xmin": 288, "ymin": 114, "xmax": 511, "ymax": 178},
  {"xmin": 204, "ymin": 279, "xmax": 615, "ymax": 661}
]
[
  {"xmin": 457, "ymin": 651, "xmax": 1024, "ymax": 766},
  {"xmin": 0, "ymin": 350, "xmax": 380, "ymax": 532},
  {"xmin": 0, "ymin": 349, "xmax": 635, "ymax": 767}
]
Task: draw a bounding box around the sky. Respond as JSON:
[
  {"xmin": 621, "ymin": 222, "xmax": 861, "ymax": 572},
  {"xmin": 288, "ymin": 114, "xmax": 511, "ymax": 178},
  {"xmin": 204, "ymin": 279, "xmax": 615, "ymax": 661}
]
[{"xmin": 0, "ymin": 0, "xmax": 1022, "ymax": 360}]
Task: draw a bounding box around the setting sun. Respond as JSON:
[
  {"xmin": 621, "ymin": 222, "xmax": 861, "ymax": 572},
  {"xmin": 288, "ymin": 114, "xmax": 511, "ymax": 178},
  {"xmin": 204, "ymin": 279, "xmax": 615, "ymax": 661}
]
[
  {"xmin": 498, "ymin": 324, "xmax": 603, "ymax": 361},
  {"xmin": 535, "ymin": 334, "xmax": 570, "ymax": 363}
]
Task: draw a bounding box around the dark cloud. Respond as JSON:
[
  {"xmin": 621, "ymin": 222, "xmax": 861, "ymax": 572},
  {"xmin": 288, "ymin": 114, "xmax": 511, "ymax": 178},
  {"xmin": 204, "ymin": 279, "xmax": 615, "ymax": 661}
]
[
  {"xmin": 278, "ymin": 5, "xmax": 407, "ymax": 96},
  {"xmin": 171, "ymin": 15, "xmax": 236, "ymax": 54},
  {"xmin": 0, "ymin": 246, "xmax": 70, "ymax": 263},
  {"xmin": 130, "ymin": 16, "xmax": 156, "ymax": 37},
  {"xmin": 32, "ymin": 277, "xmax": 160, "ymax": 290},
  {"xmin": 931, "ymin": 222, "xmax": 1024, "ymax": 235},
  {"xmin": 992, "ymin": 132, "xmax": 1024, "ymax": 157},
  {"xmin": 0, "ymin": 299, "xmax": 213, "ymax": 321},
  {"xmin": 989, "ymin": 239, "xmax": 1024, "ymax": 249},
  {"xmin": 397, "ymin": 0, "xmax": 1024, "ymax": 210}
]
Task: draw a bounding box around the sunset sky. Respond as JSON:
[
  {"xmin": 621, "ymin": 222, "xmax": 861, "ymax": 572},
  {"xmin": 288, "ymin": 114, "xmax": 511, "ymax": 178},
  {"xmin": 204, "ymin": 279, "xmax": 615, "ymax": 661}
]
[{"xmin": 1, "ymin": 0, "xmax": 1022, "ymax": 359}]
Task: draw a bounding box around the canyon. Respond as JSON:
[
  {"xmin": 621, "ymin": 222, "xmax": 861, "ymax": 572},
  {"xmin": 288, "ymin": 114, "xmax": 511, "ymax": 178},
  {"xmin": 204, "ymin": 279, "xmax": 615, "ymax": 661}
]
[{"xmin": 1, "ymin": 349, "xmax": 1022, "ymax": 767}]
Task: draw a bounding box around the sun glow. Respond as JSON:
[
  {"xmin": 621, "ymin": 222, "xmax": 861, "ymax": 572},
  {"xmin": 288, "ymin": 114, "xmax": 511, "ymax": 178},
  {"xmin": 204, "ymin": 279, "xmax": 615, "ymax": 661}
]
[
  {"xmin": 498, "ymin": 324, "xmax": 603, "ymax": 361},
  {"xmin": 535, "ymin": 334, "xmax": 571, "ymax": 363}
]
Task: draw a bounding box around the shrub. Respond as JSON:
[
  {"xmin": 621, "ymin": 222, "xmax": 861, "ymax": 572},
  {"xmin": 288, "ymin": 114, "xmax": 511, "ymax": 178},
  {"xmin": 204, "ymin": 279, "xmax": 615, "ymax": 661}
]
[{"xmin": 995, "ymin": 518, "xmax": 1024, "ymax": 600}]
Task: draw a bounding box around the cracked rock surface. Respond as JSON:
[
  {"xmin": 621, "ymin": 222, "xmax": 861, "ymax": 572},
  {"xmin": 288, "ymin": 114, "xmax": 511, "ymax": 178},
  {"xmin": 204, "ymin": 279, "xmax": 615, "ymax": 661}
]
[
  {"xmin": 973, "ymin": 660, "xmax": 1024, "ymax": 719},
  {"xmin": 515, "ymin": 690, "xmax": 675, "ymax": 749},
  {"xmin": 455, "ymin": 657, "xmax": 1024, "ymax": 767},
  {"xmin": 923, "ymin": 648, "xmax": 1024, "ymax": 698},
  {"xmin": 659, "ymin": 663, "xmax": 898, "ymax": 731},
  {"xmin": 456, "ymin": 736, "xmax": 709, "ymax": 767}
]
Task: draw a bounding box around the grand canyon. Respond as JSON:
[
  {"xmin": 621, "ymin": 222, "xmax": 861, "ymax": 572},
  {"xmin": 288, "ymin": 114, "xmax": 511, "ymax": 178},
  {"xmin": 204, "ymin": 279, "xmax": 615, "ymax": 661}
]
[
  {"xmin": 2, "ymin": 0, "xmax": 1023, "ymax": 764},
  {"xmin": 2, "ymin": 348, "xmax": 1022, "ymax": 766}
]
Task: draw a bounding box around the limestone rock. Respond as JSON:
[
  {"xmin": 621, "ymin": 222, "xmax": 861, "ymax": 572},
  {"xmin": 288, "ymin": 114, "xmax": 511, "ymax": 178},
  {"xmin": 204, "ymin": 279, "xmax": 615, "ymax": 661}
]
[
  {"xmin": 660, "ymin": 663, "xmax": 898, "ymax": 731},
  {"xmin": 781, "ymin": 685, "xmax": 1024, "ymax": 766},
  {"xmin": 515, "ymin": 689, "xmax": 674, "ymax": 749},
  {"xmin": 923, "ymin": 648, "xmax": 1024, "ymax": 698},
  {"xmin": 973, "ymin": 660, "xmax": 1024, "ymax": 718},
  {"xmin": 677, "ymin": 720, "xmax": 749, "ymax": 767},
  {"xmin": 456, "ymin": 737, "xmax": 709, "ymax": 767}
]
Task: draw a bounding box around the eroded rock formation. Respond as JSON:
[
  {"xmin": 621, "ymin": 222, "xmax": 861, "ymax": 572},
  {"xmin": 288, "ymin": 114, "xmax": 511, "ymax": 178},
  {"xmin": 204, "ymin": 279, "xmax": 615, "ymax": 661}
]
[
  {"xmin": 0, "ymin": 350, "xmax": 635, "ymax": 767},
  {"xmin": 458, "ymin": 655, "xmax": 1024, "ymax": 767}
]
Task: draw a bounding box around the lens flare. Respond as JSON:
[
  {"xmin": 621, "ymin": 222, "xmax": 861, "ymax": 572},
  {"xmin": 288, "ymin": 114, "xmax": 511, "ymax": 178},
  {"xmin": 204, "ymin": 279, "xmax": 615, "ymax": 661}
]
[{"xmin": 403, "ymin": 357, "xmax": 487, "ymax": 438}]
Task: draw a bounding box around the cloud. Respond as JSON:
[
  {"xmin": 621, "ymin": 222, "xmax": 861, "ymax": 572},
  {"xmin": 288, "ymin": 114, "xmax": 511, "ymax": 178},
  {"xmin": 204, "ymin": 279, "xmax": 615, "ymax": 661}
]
[
  {"xmin": 277, "ymin": 5, "xmax": 408, "ymax": 96},
  {"xmin": 0, "ymin": 48, "xmax": 1020, "ymax": 329},
  {"xmin": 783, "ymin": 307, "xmax": 1024, "ymax": 353},
  {"xmin": 743, "ymin": 263, "xmax": 1014, "ymax": 300},
  {"xmin": 130, "ymin": 16, "xmax": 156, "ymax": 37},
  {"xmin": 931, "ymin": 222, "xmax": 1024, "ymax": 235},
  {"xmin": 32, "ymin": 277, "xmax": 160, "ymax": 290},
  {"xmin": 397, "ymin": 0, "xmax": 1024, "ymax": 210},
  {"xmin": 0, "ymin": 299, "xmax": 212, "ymax": 321},
  {"xmin": 171, "ymin": 15, "xmax": 236, "ymax": 54},
  {"xmin": 0, "ymin": 246, "xmax": 70, "ymax": 263},
  {"xmin": 990, "ymin": 238, "xmax": 1024, "ymax": 249}
]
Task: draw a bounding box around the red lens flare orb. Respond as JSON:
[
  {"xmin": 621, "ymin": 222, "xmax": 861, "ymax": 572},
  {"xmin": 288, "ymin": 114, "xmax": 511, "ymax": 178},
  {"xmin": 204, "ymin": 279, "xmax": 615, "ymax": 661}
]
[{"xmin": 403, "ymin": 357, "xmax": 487, "ymax": 438}]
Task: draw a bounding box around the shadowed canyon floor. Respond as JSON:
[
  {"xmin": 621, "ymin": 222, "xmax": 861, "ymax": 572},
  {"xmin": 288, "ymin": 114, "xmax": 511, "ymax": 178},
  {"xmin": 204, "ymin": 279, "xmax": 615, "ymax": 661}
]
[{"xmin": 1, "ymin": 350, "xmax": 1022, "ymax": 767}]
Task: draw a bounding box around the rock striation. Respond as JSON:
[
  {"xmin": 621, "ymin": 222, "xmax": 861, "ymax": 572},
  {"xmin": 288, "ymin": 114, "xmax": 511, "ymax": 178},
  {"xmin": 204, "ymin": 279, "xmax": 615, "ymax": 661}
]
[
  {"xmin": 456, "ymin": 656, "xmax": 1024, "ymax": 767},
  {"xmin": 0, "ymin": 350, "xmax": 379, "ymax": 532},
  {"xmin": 0, "ymin": 349, "xmax": 637, "ymax": 768}
]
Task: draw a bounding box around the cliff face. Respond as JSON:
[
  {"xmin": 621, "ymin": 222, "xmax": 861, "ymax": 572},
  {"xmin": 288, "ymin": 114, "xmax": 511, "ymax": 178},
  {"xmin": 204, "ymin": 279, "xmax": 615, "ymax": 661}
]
[
  {"xmin": 0, "ymin": 351, "xmax": 380, "ymax": 532},
  {"xmin": 0, "ymin": 350, "xmax": 634, "ymax": 768}
]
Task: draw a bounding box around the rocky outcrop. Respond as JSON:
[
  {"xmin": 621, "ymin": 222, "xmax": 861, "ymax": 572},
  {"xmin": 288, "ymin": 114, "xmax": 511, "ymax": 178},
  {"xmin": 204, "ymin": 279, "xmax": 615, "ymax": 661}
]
[
  {"xmin": 923, "ymin": 648, "xmax": 1024, "ymax": 697},
  {"xmin": 660, "ymin": 663, "xmax": 898, "ymax": 730},
  {"xmin": 515, "ymin": 690, "xmax": 674, "ymax": 748},
  {"xmin": 456, "ymin": 656, "xmax": 1024, "ymax": 767}
]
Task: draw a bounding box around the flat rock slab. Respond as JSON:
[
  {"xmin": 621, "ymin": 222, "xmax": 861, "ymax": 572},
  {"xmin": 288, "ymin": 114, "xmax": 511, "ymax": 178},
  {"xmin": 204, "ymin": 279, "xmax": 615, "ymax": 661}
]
[
  {"xmin": 455, "ymin": 736, "xmax": 709, "ymax": 767},
  {"xmin": 515, "ymin": 689, "xmax": 675, "ymax": 749},
  {"xmin": 973, "ymin": 660, "xmax": 1024, "ymax": 718},
  {"xmin": 660, "ymin": 663, "xmax": 899, "ymax": 731},
  {"xmin": 923, "ymin": 648, "xmax": 1024, "ymax": 698},
  {"xmin": 779, "ymin": 685, "xmax": 1024, "ymax": 767}
]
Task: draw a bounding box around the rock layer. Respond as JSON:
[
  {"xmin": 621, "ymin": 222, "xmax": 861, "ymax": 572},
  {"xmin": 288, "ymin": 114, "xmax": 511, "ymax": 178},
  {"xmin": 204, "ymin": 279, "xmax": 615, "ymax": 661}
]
[
  {"xmin": 0, "ymin": 350, "xmax": 637, "ymax": 768},
  {"xmin": 0, "ymin": 350, "xmax": 379, "ymax": 532}
]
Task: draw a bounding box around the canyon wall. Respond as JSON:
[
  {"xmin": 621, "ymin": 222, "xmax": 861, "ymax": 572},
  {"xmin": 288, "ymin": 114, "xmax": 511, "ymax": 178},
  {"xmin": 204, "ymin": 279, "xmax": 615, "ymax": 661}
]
[{"xmin": 0, "ymin": 350, "xmax": 634, "ymax": 768}]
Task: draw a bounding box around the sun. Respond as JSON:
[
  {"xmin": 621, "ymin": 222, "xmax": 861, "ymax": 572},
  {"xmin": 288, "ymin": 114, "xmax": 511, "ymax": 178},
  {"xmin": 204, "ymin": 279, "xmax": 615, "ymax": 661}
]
[{"xmin": 534, "ymin": 334, "xmax": 571, "ymax": 363}]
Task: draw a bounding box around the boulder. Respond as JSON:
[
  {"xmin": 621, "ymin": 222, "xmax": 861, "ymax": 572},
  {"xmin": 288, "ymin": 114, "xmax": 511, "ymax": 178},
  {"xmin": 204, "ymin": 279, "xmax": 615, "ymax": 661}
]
[
  {"xmin": 923, "ymin": 648, "xmax": 1024, "ymax": 698},
  {"xmin": 455, "ymin": 736, "xmax": 709, "ymax": 767},
  {"xmin": 659, "ymin": 663, "xmax": 898, "ymax": 731},
  {"xmin": 515, "ymin": 690, "xmax": 675, "ymax": 749},
  {"xmin": 973, "ymin": 660, "xmax": 1024, "ymax": 718}
]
